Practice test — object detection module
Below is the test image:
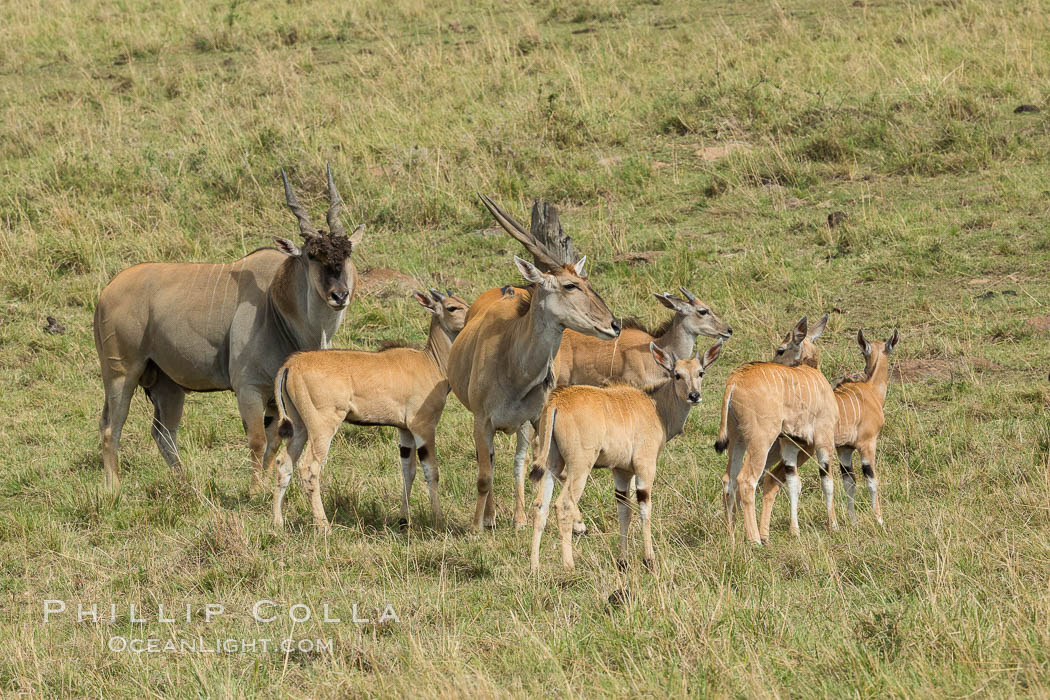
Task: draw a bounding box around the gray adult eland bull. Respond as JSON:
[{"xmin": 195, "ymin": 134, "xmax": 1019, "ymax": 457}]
[{"xmin": 93, "ymin": 164, "xmax": 365, "ymax": 493}]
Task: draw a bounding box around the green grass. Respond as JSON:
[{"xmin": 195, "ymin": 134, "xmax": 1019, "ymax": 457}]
[{"xmin": 2, "ymin": 0, "xmax": 1050, "ymax": 696}]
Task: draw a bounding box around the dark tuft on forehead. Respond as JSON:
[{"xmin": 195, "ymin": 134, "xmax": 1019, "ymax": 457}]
[{"xmin": 302, "ymin": 232, "xmax": 354, "ymax": 268}]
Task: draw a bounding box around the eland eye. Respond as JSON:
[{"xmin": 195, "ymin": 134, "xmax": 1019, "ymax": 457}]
[
  {"xmin": 698, "ymin": 308, "xmax": 709, "ymax": 316},
  {"xmin": 776, "ymin": 348, "xmax": 784, "ymax": 356},
  {"xmin": 674, "ymin": 372, "xmax": 682, "ymax": 380},
  {"xmin": 562, "ymin": 283, "xmax": 579, "ymax": 291}
]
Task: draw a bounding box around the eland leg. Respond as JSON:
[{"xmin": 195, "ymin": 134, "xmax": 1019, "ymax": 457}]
[
  {"xmin": 146, "ymin": 371, "xmax": 186, "ymax": 475},
  {"xmin": 237, "ymin": 389, "xmax": 270, "ymax": 495},
  {"xmin": 397, "ymin": 428, "xmax": 418, "ymax": 529},
  {"xmin": 838, "ymin": 447, "xmax": 858, "ymax": 525},
  {"xmin": 513, "ymin": 423, "xmax": 532, "ymax": 529},
  {"xmin": 99, "ymin": 369, "xmax": 142, "ymax": 492},
  {"xmin": 472, "ymin": 418, "xmax": 497, "ymax": 530}
]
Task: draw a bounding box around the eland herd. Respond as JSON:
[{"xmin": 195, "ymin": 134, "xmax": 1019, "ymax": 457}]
[{"xmin": 93, "ymin": 165, "xmax": 898, "ymax": 572}]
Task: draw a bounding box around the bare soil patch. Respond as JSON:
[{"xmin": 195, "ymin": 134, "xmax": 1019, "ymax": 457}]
[
  {"xmin": 696, "ymin": 143, "xmax": 750, "ymax": 160},
  {"xmin": 1026, "ymin": 315, "xmax": 1050, "ymax": 332},
  {"xmin": 612, "ymin": 250, "xmax": 663, "ymax": 266},
  {"xmin": 891, "ymin": 357, "xmax": 1005, "ymax": 383},
  {"xmin": 433, "ymin": 274, "xmax": 475, "ymax": 295},
  {"xmin": 892, "ymin": 359, "xmax": 954, "ymax": 383}
]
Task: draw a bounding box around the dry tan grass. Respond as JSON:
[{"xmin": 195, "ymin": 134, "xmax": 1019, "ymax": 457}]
[{"xmin": 1, "ymin": 0, "xmax": 1049, "ymax": 696}]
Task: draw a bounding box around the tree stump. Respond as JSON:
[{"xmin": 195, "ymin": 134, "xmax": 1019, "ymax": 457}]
[{"xmin": 529, "ymin": 200, "xmax": 576, "ymax": 268}]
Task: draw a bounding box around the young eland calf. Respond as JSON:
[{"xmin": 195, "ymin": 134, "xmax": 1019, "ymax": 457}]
[
  {"xmin": 510, "ymin": 287, "xmax": 732, "ymax": 530},
  {"xmin": 529, "ymin": 341, "xmax": 723, "ymax": 571},
  {"xmin": 760, "ymin": 327, "xmax": 899, "ymax": 539},
  {"xmin": 269, "ymin": 290, "xmax": 469, "ymax": 531},
  {"xmin": 714, "ymin": 316, "xmax": 839, "ymax": 544}
]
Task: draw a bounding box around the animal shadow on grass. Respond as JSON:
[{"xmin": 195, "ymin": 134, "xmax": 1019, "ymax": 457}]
[
  {"xmin": 209, "ymin": 480, "xmax": 258, "ymax": 511},
  {"xmin": 413, "ymin": 544, "xmax": 493, "ymax": 581},
  {"xmin": 324, "ymin": 488, "xmax": 392, "ymax": 533},
  {"xmin": 71, "ymin": 449, "xmax": 102, "ymax": 474},
  {"xmin": 318, "ymin": 487, "xmax": 460, "ymax": 538}
]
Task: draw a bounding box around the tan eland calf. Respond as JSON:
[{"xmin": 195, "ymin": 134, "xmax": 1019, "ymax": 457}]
[
  {"xmin": 760, "ymin": 328, "xmax": 899, "ymax": 539},
  {"xmin": 771, "ymin": 313, "xmax": 827, "ymax": 369},
  {"xmin": 554, "ymin": 287, "xmax": 732, "ymax": 386},
  {"xmin": 270, "ymin": 290, "xmax": 469, "ymax": 531},
  {"xmin": 529, "ymin": 341, "xmax": 723, "ymax": 571},
  {"xmin": 714, "ymin": 316, "xmax": 839, "ymax": 544},
  {"xmin": 509, "ymin": 288, "xmax": 733, "ymax": 529}
]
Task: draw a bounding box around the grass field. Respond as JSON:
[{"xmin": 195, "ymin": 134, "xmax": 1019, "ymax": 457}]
[{"xmin": 2, "ymin": 0, "xmax": 1050, "ymax": 696}]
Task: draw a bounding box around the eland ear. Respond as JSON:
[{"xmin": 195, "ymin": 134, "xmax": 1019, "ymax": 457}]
[
  {"xmin": 654, "ymin": 293, "xmax": 683, "ymax": 311},
  {"xmin": 413, "ymin": 290, "xmax": 437, "ymax": 313},
  {"xmin": 650, "ymin": 342, "xmax": 675, "ymax": 374},
  {"xmin": 885, "ymin": 329, "xmax": 900, "ymax": 354},
  {"xmin": 792, "ymin": 316, "xmax": 809, "ymax": 345},
  {"xmin": 701, "ymin": 340, "xmax": 723, "ymax": 369},
  {"xmin": 348, "ymin": 224, "xmax": 365, "ymax": 248},
  {"xmin": 274, "ymin": 237, "xmax": 301, "ymax": 256},
  {"xmin": 514, "ymin": 256, "xmax": 548, "ymax": 285},
  {"xmin": 857, "ymin": 329, "xmax": 871, "ymax": 356},
  {"xmin": 809, "ymin": 313, "xmax": 829, "ymax": 341},
  {"xmin": 572, "ymin": 256, "xmax": 587, "ymax": 277}
]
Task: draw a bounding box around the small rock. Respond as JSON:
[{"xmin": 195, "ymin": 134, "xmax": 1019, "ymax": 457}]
[
  {"xmin": 1014, "ymin": 104, "xmax": 1041, "ymax": 114},
  {"xmin": 1002, "ymin": 289, "xmax": 1018, "ymax": 296},
  {"xmin": 977, "ymin": 291, "xmax": 997, "ymax": 300},
  {"xmin": 827, "ymin": 211, "xmax": 847, "ymax": 228},
  {"xmin": 43, "ymin": 316, "xmax": 65, "ymax": 334}
]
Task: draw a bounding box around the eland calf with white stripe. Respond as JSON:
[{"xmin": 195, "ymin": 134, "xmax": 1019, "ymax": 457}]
[
  {"xmin": 511, "ymin": 286, "xmax": 732, "ymax": 531},
  {"xmin": 760, "ymin": 327, "xmax": 899, "ymax": 539},
  {"xmin": 270, "ymin": 290, "xmax": 469, "ymax": 531},
  {"xmin": 714, "ymin": 316, "xmax": 839, "ymax": 544},
  {"xmin": 529, "ymin": 341, "xmax": 723, "ymax": 571}
]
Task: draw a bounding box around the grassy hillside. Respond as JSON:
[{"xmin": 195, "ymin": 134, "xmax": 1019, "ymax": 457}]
[{"xmin": 2, "ymin": 0, "xmax": 1048, "ymax": 696}]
